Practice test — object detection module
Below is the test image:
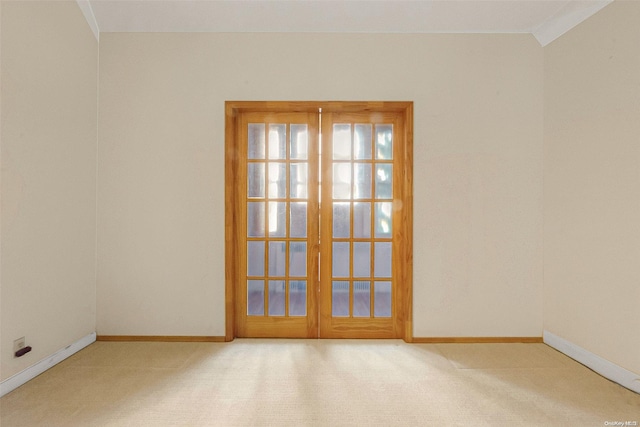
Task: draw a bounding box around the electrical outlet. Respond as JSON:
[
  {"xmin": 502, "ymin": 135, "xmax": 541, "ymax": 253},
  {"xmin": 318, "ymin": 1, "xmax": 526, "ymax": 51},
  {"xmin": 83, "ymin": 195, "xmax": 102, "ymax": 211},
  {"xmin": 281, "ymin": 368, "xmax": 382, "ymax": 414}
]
[{"xmin": 13, "ymin": 337, "xmax": 25, "ymax": 354}]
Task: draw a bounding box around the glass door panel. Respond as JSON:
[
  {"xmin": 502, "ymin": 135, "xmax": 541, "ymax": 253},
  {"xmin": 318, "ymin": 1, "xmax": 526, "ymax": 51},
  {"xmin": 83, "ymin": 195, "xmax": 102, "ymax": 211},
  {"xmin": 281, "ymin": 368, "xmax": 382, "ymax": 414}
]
[
  {"xmin": 319, "ymin": 112, "xmax": 401, "ymax": 338},
  {"xmin": 237, "ymin": 112, "xmax": 319, "ymax": 338}
]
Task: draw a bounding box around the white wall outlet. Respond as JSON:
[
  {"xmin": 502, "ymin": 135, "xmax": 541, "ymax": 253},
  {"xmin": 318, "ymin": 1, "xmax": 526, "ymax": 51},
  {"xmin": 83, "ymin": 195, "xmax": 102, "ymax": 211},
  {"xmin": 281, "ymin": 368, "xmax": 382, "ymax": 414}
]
[{"xmin": 13, "ymin": 337, "xmax": 25, "ymax": 355}]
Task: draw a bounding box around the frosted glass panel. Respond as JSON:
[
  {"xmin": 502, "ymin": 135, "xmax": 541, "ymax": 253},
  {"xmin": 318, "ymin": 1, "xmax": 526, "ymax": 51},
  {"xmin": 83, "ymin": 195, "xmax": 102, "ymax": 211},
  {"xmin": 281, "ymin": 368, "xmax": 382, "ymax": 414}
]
[
  {"xmin": 268, "ymin": 280, "xmax": 285, "ymax": 316},
  {"xmin": 333, "ymin": 124, "xmax": 351, "ymax": 160},
  {"xmin": 268, "ymin": 163, "xmax": 286, "ymax": 198},
  {"xmin": 247, "ymin": 202, "xmax": 265, "ymax": 237},
  {"xmin": 375, "ymin": 164, "xmax": 393, "ymax": 199},
  {"xmin": 333, "ymin": 203, "xmax": 350, "ymax": 238},
  {"xmin": 289, "ymin": 281, "xmax": 306, "ymax": 316},
  {"xmin": 268, "ymin": 124, "xmax": 286, "ymax": 159},
  {"xmin": 375, "ymin": 124, "xmax": 393, "ymax": 160},
  {"xmin": 374, "ymin": 281, "xmax": 392, "ymax": 317},
  {"xmin": 353, "ymin": 242, "xmax": 371, "ymax": 277},
  {"xmin": 248, "ymin": 163, "xmax": 265, "ymax": 198},
  {"xmin": 353, "ymin": 202, "xmax": 371, "ymax": 238},
  {"xmin": 269, "ymin": 241, "xmax": 286, "ymax": 276},
  {"xmin": 247, "ymin": 280, "xmax": 264, "ymax": 316},
  {"xmin": 354, "ymin": 124, "xmax": 372, "ymax": 160},
  {"xmin": 374, "ymin": 242, "xmax": 392, "ymax": 278},
  {"xmin": 333, "ymin": 163, "xmax": 351, "ymax": 199},
  {"xmin": 332, "ymin": 242, "xmax": 350, "ymax": 278},
  {"xmin": 248, "ymin": 124, "xmax": 265, "ymax": 159},
  {"xmin": 247, "ymin": 241, "xmax": 264, "ymax": 277},
  {"xmin": 290, "ymin": 124, "xmax": 308, "ymax": 160},
  {"xmin": 354, "ymin": 164, "xmax": 372, "ymax": 199},
  {"xmin": 353, "ymin": 281, "xmax": 370, "ymax": 317},
  {"xmin": 290, "ymin": 202, "xmax": 307, "ymax": 238},
  {"xmin": 268, "ymin": 201, "xmax": 286, "ymax": 237},
  {"xmin": 332, "ymin": 281, "xmax": 349, "ymax": 317},
  {"xmin": 374, "ymin": 202, "xmax": 392, "ymax": 238},
  {"xmin": 289, "ymin": 242, "xmax": 307, "ymax": 277},
  {"xmin": 290, "ymin": 163, "xmax": 308, "ymax": 199}
]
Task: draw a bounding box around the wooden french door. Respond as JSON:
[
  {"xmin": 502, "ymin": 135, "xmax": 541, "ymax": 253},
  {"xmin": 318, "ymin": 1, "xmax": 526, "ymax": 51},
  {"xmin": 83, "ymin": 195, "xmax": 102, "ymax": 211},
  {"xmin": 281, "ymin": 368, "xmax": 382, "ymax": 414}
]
[
  {"xmin": 227, "ymin": 102, "xmax": 412, "ymax": 340},
  {"xmin": 319, "ymin": 112, "xmax": 404, "ymax": 338},
  {"xmin": 234, "ymin": 111, "xmax": 320, "ymax": 338}
]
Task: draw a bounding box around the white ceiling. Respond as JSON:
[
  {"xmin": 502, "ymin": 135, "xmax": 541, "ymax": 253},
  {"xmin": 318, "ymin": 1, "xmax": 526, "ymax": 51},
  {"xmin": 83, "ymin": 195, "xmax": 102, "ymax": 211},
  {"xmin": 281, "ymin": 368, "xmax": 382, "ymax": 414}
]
[{"xmin": 79, "ymin": 0, "xmax": 613, "ymax": 46}]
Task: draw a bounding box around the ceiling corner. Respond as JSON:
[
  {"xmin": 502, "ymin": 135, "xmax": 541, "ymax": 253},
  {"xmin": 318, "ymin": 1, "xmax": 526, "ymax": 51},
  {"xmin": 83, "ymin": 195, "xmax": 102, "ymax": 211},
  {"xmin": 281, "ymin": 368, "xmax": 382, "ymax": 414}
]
[
  {"xmin": 76, "ymin": 0, "xmax": 100, "ymax": 42},
  {"xmin": 532, "ymin": 0, "xmax": 613, "ymax": 47}
]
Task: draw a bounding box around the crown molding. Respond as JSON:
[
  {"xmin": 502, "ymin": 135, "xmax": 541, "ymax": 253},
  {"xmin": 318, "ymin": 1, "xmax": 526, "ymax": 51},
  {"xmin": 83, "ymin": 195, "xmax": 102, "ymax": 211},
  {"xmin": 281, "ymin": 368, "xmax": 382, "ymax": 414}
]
[
  {"xmin": 76, "ymin": 0, "xmax": 99, "ymax": 42},
  {"xmin": 533, "ymin": 0, "xmax": 612, "ymax": 46}
]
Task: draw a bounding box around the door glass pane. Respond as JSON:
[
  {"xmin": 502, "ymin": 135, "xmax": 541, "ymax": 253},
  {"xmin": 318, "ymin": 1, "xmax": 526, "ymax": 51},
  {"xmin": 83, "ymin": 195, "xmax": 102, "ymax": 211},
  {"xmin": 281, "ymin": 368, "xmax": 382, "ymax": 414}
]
[
  {"xmin": 353, "ymin": 242, "xmax": 371, "ymax": 277},
  {"xmin": 289, "ymin": 281, "xmax": 306, "ymax": 316},
  {"xmin": 247, "ymin": 280, "xmax": 264, "ymax": 316},
  {"xmin": 290, "ymin": 202, "xmax": 307, "ymax": 238},
  {"xmin": 353, "ymin": 281, "xmax": 370, "ymax": 317},
  {"xmin": 333, "ymin": 124, "xmax": 351, "ymax": 160},
  {"xmin": 290, "ymin": 124, "xmax": 308, "ymax": 160},
  {"xmin": 248, "ymin": 124, "xmax": 265, "ymax": 159},
  {"xmin": 247, "ymin": 202, "xmax": 265, "ymax": 237},
  {"xmin": 290, "ymin": 163, "xmax": 307, "ymax": 199},
  {"xmin": 289, "ymin": 242, "xmax": 307, "ymax": 277},
  {"xmin": 247, "ymin": 241, "xmax": 265, "ymax": 276},
  {"xmin": 375, "ymin": 164, "xmax": 392, "ymax": 199},
  {"xmin": 268, "ymin": 124, "xmax": 286, "ymax": 159},
  {"xmin": 248, "ymin": 163, "xmax": 265, "ymax": 198},
  {"xmin": 375, "ymin": 124, "xmax": 393, "ymax": 160},
  {"xmin": 354, "ymin": 124, "xmax": 372, "ymax": 160},
  {"xmin": 332, "ymin": 281, "xmax": 349, "ymax": 317},
  {"xmin": 268, "ymin": 280, "xmax": 285, "ymax": 316},
  {"xmin": 333, "ymin": 163, "xmax": 351, "ymax": 199},
  {"xmin": 374, "ymin": 242, "xmax": 392, "ymax": 278},
  {"xmin": 354, "ymin": 164, "xmax": 372, "ymax": 199},
  {"xmin": 332, "ymin": 242, "xmax": 350, "ymax": 277},
  {"xmin": 269, "ymin": 241, "xmax": 286, "ymax": 276},
  {"xmin": 332, "ymin": 203, "xmax": 350, "ymax": 238},
  {"xmin": 268, "ymin": 163, "xmax": 286, "ymax": 198},
  {"xmin": 353, "ymin": 202, "xmax": 371, "ymax": 238},
  {"xmin": 268, "ymin": 201, "xmax": 286, "ymax": 237},
  {"xmin": 374, "ymin": 281, "xmax": 392, "ymax": 317},
  {"xmin": 374, "ymin": 202, "xmax": 392, "ymax": 238}
]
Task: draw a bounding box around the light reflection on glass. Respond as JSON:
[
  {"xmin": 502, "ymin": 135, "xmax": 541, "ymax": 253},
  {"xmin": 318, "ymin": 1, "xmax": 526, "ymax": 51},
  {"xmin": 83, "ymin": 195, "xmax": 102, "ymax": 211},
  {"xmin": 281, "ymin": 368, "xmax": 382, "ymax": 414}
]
[
  {"xmin": 375, "ymin": 124, "xmax": 393, "ymax": 160},
  {"xmin": 268, "ymin": 163, "xmax": 286, "ymax": 198},
  {"xmin": 333, "ymin": 124, "xmax": 351, "ymax": 160},
  {"xmin": 269, "ymin": 124, "xmax": 286, "ymax": 159},
  {"xmin": 333, "ymin": 163, "xmax": 351, "ymax": 199},
  {"xmin": 375, "ymin": 202, "xmax": 392, "ymax": 238},
  {"xmin": 290, "ymin": 124, "xmax": 308, "ymax": 160},
  {"xmin": 268, "ymin": 201, "xmax": 286, "ymax": 237}
]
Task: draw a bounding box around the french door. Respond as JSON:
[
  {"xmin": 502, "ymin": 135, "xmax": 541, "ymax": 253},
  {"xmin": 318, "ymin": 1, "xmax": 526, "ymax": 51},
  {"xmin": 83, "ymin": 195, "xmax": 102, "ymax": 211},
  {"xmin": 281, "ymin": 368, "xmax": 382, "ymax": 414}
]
[{"xmin": 226, "ymin": 102, "xmax": 413, "ymax": 340}]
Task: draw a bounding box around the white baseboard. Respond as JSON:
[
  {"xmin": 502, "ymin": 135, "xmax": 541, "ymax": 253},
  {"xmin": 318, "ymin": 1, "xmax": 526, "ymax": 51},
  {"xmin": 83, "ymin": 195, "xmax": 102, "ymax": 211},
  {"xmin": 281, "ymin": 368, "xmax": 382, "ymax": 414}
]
[
  {"xmin": 544, "ymin": 330, "xmax": 640, "ymax": 394},
  {"xmin": 1, "ymin": 332, "xmax": 96, "ymax": 397}
]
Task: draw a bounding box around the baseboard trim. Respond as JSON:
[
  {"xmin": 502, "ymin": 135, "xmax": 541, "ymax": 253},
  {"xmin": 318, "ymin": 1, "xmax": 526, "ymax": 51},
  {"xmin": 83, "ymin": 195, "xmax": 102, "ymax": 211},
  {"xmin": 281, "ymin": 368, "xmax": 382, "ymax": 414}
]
[
  {"xmin": 96, "ymin": 335, "xmax": 226, "ymax": 342},
  {"xmin": 0, "ymin": 332, "xmax": 96, "ymax": 398},
  {"xmin": 544, "ymin": 330, "xmax": 640, "ymax": 394},
  {"xmin": 411, "ymin": 337, "xmax": 543, "ymax": 344}
]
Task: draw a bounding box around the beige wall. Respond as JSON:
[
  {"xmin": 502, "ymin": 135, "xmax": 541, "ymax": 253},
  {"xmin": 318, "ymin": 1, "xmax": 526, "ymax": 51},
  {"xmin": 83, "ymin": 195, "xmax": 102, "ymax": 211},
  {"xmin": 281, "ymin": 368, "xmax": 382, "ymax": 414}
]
[
  {"xmin": 544, "ymin": 1, "xmax": 640, "ymax": 374},
  {"xmin": 1, "ymin": 1, "xmax": 98, "ymax": 380},
  {"xmin": 97, "ymin": 33, "xmax": 544, "ymax": 337}
]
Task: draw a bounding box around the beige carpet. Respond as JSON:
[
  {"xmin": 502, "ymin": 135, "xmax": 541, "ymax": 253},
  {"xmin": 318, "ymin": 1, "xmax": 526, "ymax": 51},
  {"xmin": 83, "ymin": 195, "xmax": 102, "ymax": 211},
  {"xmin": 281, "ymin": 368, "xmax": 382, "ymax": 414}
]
[{"xmin": 1, "ymin": 340, "xmax": 639, "ymax": 426}]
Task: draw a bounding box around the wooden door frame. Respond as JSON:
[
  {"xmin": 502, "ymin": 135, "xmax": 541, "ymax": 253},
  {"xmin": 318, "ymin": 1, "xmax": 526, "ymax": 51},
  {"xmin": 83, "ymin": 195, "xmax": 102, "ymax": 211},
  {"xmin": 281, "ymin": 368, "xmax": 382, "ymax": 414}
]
[{"xmin": 225, "ymin": 101, "xmax": 413, "ymax": 342}]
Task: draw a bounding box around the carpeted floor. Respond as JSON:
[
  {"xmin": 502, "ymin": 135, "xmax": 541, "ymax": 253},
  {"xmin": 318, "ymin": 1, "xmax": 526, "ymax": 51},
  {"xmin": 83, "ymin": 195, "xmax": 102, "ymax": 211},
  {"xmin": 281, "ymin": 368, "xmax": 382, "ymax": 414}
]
[{"xmin": 1, "ymin": 340, "xmax": 639, "ymax": 426}]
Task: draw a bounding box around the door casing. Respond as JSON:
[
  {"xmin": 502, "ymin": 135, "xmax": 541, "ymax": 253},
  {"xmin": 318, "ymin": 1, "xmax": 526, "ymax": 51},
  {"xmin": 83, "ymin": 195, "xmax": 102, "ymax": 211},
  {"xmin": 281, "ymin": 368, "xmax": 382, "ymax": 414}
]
[{"xmin": 225, "ymin": 101, "xmax": 413, "ymax": 342}]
